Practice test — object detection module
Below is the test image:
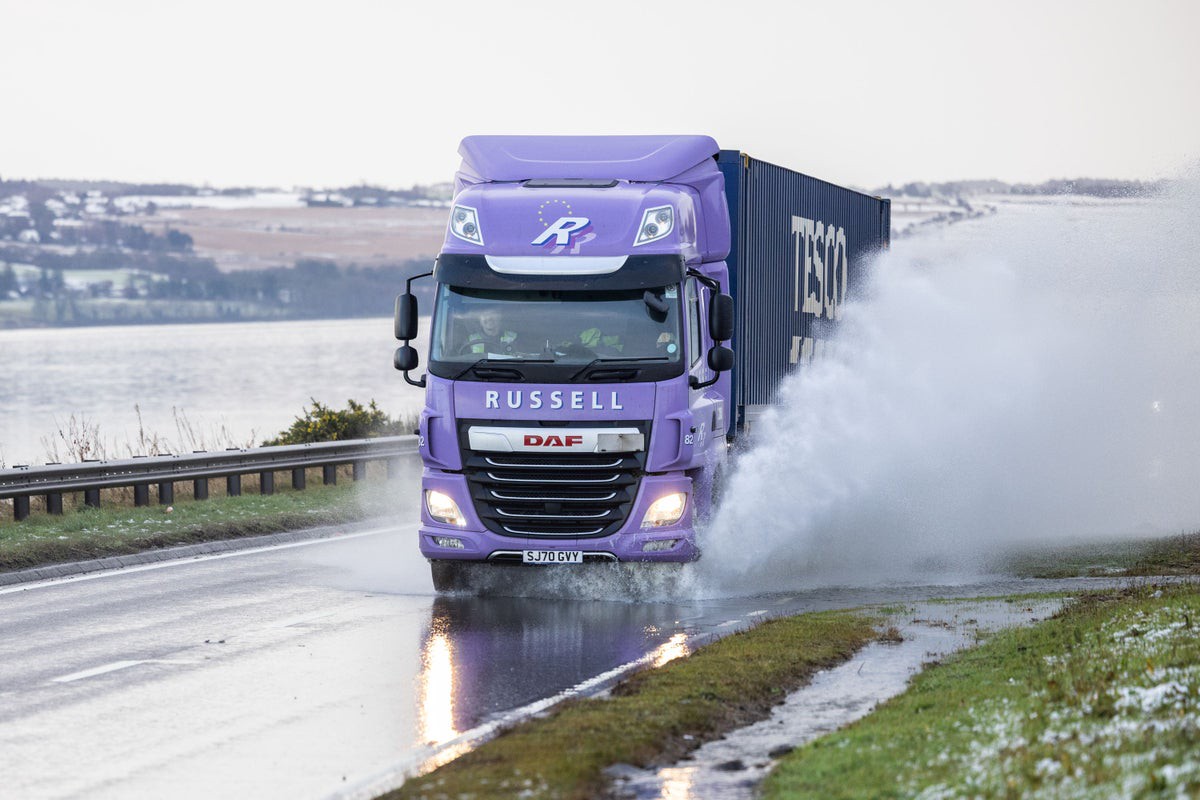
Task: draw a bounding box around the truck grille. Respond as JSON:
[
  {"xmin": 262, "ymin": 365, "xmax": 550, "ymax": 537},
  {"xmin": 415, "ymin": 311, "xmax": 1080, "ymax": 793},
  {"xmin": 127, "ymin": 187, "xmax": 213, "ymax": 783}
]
[{"xmin": 463, "ymin": 451, "xmax": 644, "ymax": 538}]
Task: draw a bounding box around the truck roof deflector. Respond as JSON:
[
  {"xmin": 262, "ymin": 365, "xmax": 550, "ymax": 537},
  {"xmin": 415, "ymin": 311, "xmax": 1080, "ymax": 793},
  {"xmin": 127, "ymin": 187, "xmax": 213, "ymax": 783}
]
[{"xmin": 459, "ymin": 135, "xmax": 720, "ymax": 182}]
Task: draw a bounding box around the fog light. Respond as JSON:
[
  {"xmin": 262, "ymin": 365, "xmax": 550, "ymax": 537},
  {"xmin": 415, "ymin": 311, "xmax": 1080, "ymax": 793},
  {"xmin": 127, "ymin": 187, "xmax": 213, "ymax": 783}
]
[
  {"xmin": 426, "ymin": 489, "xmax": 467, "ymax": 527},
  {"xmin": 433, "ymin": 536, "xmax": 466, "ymax": 549},
  {"xmin": 641, "ymin": 491, "xmax": 687, "ymax": 528},
  {"xmin": 642, "ymin": 539, "xmax": 678, "ymax": 552}
]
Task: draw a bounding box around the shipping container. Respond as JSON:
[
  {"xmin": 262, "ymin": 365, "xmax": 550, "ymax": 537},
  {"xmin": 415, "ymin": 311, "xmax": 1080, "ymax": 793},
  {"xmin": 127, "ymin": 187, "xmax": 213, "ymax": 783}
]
[{"xmin": 718, "ymin": 151, "xmax": 891, "ymax": 428}]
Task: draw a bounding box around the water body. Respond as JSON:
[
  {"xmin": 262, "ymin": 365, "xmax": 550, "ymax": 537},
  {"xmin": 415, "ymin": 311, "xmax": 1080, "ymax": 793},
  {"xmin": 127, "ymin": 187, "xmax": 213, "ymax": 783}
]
[{"xmin": 0, "ymin": 317, "xmax": 427, "ymax": 466}]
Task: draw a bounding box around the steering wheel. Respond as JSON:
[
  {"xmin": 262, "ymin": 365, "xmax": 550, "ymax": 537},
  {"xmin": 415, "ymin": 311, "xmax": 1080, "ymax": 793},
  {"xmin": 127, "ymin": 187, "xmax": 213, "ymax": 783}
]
[{"xmin": 456, "ymin": 340, "xmax": 483, "ymax": 355}]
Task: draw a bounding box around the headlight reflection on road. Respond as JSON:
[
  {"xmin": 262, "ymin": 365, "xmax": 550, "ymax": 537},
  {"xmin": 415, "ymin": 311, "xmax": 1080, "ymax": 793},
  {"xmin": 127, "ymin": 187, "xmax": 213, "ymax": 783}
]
[
  {"xmin": 651, "ymin": 632, "xmax": 690, "ymax": 668},
  {"xmin": 660, "ymin": 767, "xmax": 696, "ymax": 800},
  {"xmin": 418, "ymin": 630, "xmax": 458, "ymax": 746}
]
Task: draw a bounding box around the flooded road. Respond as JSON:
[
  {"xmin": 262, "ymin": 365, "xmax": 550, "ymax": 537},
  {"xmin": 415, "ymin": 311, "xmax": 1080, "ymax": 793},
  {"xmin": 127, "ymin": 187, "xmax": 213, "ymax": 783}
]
[{"xmin": 0, "ymin": 526, "xmax": 1138, "ymax": 799}]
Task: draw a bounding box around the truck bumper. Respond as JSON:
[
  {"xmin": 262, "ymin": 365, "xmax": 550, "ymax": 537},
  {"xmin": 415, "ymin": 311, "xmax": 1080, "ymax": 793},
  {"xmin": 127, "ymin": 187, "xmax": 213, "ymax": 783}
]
[{"xmin": 417, "ymin": 471, "xmax": 699, "ymax": 563}]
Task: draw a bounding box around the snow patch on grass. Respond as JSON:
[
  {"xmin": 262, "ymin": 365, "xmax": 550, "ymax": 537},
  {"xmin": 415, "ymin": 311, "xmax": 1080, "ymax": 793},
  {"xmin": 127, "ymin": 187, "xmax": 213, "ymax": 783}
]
[{"xmin": 917, "ymin": 601, "xmax": 1200, "ymax": 798}]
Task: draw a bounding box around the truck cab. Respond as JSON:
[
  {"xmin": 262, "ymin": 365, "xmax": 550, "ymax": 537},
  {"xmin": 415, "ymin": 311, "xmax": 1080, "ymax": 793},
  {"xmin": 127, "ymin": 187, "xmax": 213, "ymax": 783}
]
[{"xmin": 395, "ymin": 135, "xmax": 735, "ymax": 589}]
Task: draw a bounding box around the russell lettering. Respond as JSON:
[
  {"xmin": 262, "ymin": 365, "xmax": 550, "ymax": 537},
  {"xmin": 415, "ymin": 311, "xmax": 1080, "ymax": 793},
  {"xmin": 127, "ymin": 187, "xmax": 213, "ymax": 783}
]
[{"xmin": 483, "ymin": 390, "xmax": 625, "ymax": 411}]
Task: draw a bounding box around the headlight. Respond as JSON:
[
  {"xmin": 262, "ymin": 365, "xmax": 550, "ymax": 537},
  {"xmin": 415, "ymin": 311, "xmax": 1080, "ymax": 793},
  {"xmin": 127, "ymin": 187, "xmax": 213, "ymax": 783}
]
[
  {"xmin": 449, "ymin": 204, "xmax": 484, "ymax": 246},
  {"xmin": 641, "ymin": 491, "xmax": 687, "ymax": 528},
  {"xmin": 426, "ymin": 489, "xmax": 467, "ymax": 527},
  {"xmin": 633, "ymin": 205, "xmax": 673, "ymax": 247}
]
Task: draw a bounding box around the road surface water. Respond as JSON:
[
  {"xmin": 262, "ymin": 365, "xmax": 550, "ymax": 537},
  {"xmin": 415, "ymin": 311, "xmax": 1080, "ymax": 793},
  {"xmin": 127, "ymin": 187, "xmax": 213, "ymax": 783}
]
[{"xmin": 0, "ymin": 526, "xmax": 1137, "ymax": 799}]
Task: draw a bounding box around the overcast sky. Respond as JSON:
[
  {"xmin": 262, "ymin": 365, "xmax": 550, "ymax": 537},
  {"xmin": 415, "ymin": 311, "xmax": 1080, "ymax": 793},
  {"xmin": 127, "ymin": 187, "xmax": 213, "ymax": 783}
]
[{"xmin": 1, "ymin": 0, "xmax": 1196, "ymax": 189}]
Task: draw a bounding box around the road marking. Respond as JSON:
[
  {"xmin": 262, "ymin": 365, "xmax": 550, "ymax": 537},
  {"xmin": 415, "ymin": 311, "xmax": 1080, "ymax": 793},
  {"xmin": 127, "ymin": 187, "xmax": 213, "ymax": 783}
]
[
  {"xmin": 746, "ymin": 609, "xmax": 769, "ymax": 617},
  {"xmin": 0, "ymin": 524, "xmax": 413, "ymax": 596},
  {"xmin": 51, "ymin": 659, "xmax": 197, "ymax": 684},
  {"xmin": 716, "ymin": 619, "xmax": 741, "ymax": 628},
  {"xmin": 330, "ymin": 629, "xmax": 701, "ymax": 800}
]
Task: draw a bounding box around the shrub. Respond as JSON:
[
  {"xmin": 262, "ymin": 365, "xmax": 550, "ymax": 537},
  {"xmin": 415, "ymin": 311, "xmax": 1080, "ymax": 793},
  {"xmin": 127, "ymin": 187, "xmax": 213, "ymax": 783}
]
[{"xmin": 262, "ymin": 399, "xmax": 410, "ymax": 446}]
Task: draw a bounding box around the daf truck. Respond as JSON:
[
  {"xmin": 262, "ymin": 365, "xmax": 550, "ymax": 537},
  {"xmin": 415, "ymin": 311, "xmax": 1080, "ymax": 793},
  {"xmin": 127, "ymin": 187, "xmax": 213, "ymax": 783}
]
[{"xmin": 394, "ymin": 136, "xmax": 890, "ymax": 590}]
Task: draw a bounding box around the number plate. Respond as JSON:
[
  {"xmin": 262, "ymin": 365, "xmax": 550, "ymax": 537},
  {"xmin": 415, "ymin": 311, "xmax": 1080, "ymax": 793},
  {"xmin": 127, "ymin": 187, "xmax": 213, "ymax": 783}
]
[{"xmin": 522, "ymin": 550, "xmax": 583, "ymax": 565}]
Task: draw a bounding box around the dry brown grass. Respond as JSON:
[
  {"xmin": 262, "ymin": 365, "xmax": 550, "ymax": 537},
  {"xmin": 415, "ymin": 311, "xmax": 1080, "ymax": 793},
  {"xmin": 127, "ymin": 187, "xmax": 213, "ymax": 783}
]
[{"xmin": 143, "ymin": 206, "xmax": 447, "ymax": 271}]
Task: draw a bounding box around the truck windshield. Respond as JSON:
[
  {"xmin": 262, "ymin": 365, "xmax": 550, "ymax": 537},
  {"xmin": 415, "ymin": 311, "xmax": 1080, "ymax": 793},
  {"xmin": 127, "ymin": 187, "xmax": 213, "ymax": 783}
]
[{"xmin": 430, "ymin": 285, "xmax": 683, "ymax": 366}]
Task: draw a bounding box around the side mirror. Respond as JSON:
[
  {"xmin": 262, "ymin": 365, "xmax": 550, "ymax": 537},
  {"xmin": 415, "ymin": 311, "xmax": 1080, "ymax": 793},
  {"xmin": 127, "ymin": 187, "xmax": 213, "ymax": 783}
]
[
  {"xmin": 690, "ymin": 345, "xmax": 734, "ymax": 390},
  {"xmin": 394, "ymin": 345, "xmax": 419, "ymax": 372},
  {"xmin": 709, "ymin": 293, "xmax": 733, "ymax": 341},
  {"xmin": 707, "ymin": 345, "xmax": 733, "ymax": 373},
  {"xmin": 395, "ymin": 293, "xmax": 418, "ymax": 341}
]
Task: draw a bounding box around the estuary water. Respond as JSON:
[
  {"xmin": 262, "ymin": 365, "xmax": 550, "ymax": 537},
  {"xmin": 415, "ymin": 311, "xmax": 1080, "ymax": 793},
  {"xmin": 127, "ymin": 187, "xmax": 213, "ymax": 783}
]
[{"xmin": 0, "ymin": 317, "xmax": 427, "ymax": 466}]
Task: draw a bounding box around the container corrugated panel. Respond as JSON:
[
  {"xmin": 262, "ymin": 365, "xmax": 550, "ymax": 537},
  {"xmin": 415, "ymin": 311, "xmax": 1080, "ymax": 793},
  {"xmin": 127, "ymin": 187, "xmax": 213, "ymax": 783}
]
[{"xmin": 717, "ymin": 151, "xmax": 890, "ymax": 419}]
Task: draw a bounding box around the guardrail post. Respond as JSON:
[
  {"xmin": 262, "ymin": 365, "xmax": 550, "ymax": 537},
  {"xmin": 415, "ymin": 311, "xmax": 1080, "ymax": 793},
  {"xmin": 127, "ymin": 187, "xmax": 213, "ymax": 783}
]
[
  {"xmin": 46, "ymin": 492, "xmax": 63, "ymax": 515},
  {"xmin": 193, "ymin": 479, "xmax": 208, "ymax": 501},
  {"xmin": 260, "ymin": 471, "xmax": 275, "ymax": 496},
  {"xmin": 292, "ymin": 468, "xmax": 306, "ymax": 491},
  {"xmin": 352, "ymin": 461, "xmax": 366, "ymax": 481},
  {"xmin": 227, "ymin": 474, "xmax": 241, "ymax": 496},
  {"xmin": 134, "ymin": 484, "xmax": 150, "ymax": 506},
  {"xmin": 84, "ymin": 489, "xmax": 101, "ymax": 508},
  {"xmin": 158, "ymin": 482, "xmax": 174, "ymax": 505},
  {"xmin": 14, "ymin": 496, "xmax": 30, "ymax": 522},
  {"xmin": 323, "ymin": 465, "xmax": 337, "ymax": 485}
]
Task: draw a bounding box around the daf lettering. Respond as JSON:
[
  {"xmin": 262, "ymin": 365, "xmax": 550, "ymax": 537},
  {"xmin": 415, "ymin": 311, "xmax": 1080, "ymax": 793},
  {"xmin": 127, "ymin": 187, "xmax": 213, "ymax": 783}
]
[{"xmin": 523, "ymin": 434, "xmax": 585, "ymax": 448}]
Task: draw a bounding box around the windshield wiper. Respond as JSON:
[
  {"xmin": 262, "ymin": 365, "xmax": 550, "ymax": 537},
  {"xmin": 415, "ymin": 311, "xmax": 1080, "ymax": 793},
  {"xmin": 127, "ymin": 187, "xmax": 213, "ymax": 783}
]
[
  {"xmin": 568, "ymin": 356, "xmax": 669, "ymax": 382},
  {"xmin": 450, "ymin": 357, "xmax": 553, "ymax": 381}
]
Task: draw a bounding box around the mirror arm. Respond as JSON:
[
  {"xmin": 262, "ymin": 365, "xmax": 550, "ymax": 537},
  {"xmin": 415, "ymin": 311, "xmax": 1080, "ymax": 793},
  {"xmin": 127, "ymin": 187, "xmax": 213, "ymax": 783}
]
[
  {"xmin": 403, "ymin": 372, "xmax": 427, "ymax": 388},
  {"xmin": 685, "ymin": 268, "xmax": 721, "ymax": 294},
  {"xmin": 689, "ymin": 373, "xmax": 719, "ymax": 390},
  {"xmin": 405, "ymin": 270, "xmax": 433, "ymax": 296}
]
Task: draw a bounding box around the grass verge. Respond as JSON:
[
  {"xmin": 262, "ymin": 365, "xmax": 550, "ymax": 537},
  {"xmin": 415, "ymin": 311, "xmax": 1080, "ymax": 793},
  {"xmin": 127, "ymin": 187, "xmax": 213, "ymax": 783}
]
[
  {"xmin": 763, "ymin": 582, "xmax": 1200, "ymax": 799},
  {"xmin": 0, "ymin": 480, "xmax": 394, "ymax": 572},
  {"xmin": 386, "ymin": 611, "xmax": 879, "ymax": 800},
  {"xmin": 1003, "ymin": 531, "xmax": 1200, "ymax": 578}
]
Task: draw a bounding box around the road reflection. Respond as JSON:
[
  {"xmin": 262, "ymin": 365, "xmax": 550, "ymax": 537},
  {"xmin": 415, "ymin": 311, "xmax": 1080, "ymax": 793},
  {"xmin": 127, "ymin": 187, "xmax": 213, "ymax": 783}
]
[
  {"xmin": 418, "ymin": 627, "xmax": 457, "ymax": 746},
  {"xmin": 651, "ymin": 632, "xmax": 691, "ymax": 668},
  {"xmin": 416, "ymin": 594, "xmax": 694, "ymax": 739}
]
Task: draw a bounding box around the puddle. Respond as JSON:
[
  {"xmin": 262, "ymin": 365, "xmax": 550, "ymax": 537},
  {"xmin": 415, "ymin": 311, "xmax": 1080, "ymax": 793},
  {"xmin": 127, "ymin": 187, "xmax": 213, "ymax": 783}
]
[{"xmin": 607, "ymin": 599, "xmax": 1063, "ymax": 800}]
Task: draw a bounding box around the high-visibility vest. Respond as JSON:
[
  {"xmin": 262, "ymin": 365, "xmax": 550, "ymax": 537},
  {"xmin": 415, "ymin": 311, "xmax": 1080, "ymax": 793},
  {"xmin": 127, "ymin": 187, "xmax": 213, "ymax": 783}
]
[{"xmin": 580, "ymin": 327, "xmax": 623, "ymax": 352}]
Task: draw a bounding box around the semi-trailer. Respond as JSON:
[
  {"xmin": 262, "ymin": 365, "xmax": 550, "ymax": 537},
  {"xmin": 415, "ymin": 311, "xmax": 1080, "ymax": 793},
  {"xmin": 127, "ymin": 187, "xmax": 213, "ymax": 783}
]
[{"xmin": 394, "ymin": 136, "xmax": 890, "ymax": 590}]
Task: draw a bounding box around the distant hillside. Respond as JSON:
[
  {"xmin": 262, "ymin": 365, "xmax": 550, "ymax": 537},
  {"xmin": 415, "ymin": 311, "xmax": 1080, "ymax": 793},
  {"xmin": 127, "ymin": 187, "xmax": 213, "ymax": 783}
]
[{"xmin": 871, "ymin": 177, "xmax": 1166, "ymax": 200}]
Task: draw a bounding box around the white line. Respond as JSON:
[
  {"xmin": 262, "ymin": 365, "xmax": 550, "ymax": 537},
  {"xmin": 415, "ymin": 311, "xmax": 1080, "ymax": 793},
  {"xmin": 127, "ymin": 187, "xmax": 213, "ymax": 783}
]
[
  {"xmin": 746, "ymin": 610, "xmax": 769, "ymax": 617},
  {"xmin": 0, "ymin": 524, "xmax": 412, "ymax": 596},
  {"xmin": 51, "ymin": 658, "xmax": 197, "ymax": 684},
  {"xmin": 330, "ymin": 631, "xmax": 699, "ymax": 800}
]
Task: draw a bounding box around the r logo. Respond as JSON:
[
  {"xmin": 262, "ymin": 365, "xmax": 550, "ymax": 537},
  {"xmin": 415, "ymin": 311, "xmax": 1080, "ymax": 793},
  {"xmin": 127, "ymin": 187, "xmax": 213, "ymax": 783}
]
[{"xmin": 532, "ymin": 216, "xmax": 591, "ymax": 246}]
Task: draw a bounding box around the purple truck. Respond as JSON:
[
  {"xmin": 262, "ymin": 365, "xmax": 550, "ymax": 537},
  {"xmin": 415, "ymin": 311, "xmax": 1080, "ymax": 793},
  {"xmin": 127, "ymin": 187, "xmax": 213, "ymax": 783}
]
[{"xmin": 394, "ymin": 136, "xmax": 889, "ymax": 590}]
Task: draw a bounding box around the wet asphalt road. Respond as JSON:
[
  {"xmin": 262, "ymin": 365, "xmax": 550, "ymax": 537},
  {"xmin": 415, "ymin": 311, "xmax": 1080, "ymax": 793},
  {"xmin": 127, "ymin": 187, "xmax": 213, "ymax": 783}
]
[{"xmin": 0, "ymin": 524, "xmax": 1133, "ymax": 799}]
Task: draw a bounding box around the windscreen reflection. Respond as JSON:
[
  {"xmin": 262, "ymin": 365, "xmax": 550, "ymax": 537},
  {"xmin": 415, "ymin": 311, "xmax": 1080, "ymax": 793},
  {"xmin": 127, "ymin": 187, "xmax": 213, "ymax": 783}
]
[{"xmin": 430, "ymin": 285, "xmax": 683, "ymax": 364}]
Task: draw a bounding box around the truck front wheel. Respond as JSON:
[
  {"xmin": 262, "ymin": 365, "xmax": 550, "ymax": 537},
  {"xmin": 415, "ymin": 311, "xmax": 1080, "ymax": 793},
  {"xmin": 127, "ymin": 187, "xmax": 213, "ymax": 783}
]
[{"xmin": 430, "ymin": 560, "xmax": 468, "ymax": 592}]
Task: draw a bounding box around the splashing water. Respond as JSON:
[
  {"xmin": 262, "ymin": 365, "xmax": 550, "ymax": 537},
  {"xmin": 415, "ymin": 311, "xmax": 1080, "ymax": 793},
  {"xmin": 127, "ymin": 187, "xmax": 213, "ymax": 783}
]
[{"xmin": 700, "ymin": 177, "xmax": 1200, "ymax": 593}]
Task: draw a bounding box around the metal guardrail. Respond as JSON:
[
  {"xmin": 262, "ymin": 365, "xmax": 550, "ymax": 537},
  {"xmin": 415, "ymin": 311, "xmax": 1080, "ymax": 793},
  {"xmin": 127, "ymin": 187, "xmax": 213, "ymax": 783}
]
[{"xmin": 0, "ymin": 436, "xmax": 420, "ymax": 522}]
